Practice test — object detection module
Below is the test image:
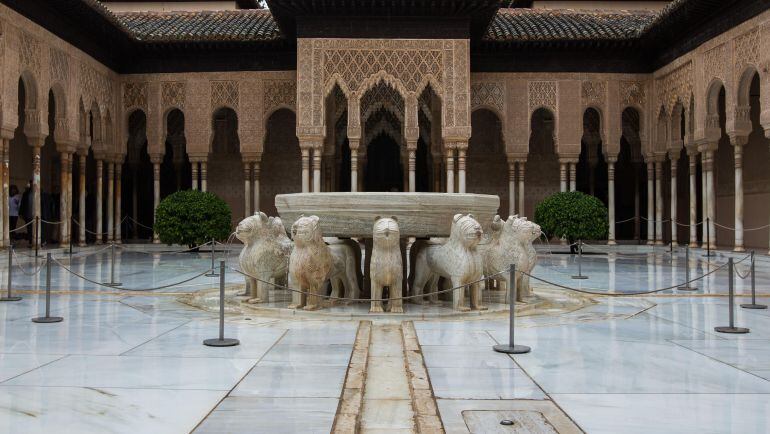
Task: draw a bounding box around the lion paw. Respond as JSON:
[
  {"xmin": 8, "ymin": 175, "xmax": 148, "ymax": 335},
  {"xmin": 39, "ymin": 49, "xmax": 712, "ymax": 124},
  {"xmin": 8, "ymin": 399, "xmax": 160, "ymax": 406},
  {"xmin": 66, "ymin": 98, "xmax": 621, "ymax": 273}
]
[
  {"xmin": 288, "ymin": 303, "xmax": 303, "ymax": 309},
  {"xmin": 475, "ymin": 305, "xmax": 489, "ymax": 311},
  {"xmin": 245, "ymin": 298, "xmax": 262, "ymax": 304},
  {"xmin": 369, "ymin": 305, "xmax": 384, "ymax": 313},
  {"xmin": 457, "ymin": 306, "xmax": 471, "ymax": 312},
  {"xmin": 390, "ymin": 305, "xmax": 404, "ymax": 314},
  {"xmin": 303, "ymin": 304, "xmax": 319, "ymax": 311}
]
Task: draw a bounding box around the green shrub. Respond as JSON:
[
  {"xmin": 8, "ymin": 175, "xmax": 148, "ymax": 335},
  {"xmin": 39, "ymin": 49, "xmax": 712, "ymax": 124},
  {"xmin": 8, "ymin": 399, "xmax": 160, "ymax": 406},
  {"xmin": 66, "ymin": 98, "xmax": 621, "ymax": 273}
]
[
  {"xmin": 534, "ymin": 191, "xmax": 608, "ymax": 242},
  {"xmin": 154, "ymin": 190, "xmax": 232, "ymax": 248}
]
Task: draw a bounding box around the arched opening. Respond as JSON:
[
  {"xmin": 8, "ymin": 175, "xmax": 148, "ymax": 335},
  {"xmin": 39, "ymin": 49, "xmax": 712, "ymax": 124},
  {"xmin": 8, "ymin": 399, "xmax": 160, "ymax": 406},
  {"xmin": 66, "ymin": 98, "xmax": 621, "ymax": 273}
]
[
  {"xmin": 161, "ymin": 109, "xmax": 191, "ymax": 198},
  {"xmin": 468, "ymin": 108, "xmax": 507, "ymax": 214},
  {"xmin": 360, "ymin": 80, "xmax": 405, "ymax": 192},
  {"xmin": 418, "ymin": 85, "xmax": 441, "ymax": 192},
  {"xmin": 9, "ymin": 78, "xmax": 35, "ymax": 245},
  {"xmin": 526, "ymin": 108, "xmax": 559, "ymax": 217},
  {"xmin": 577, "ymin": 108, "xmax": 607, "ymax": 204},
  {"xmin": 615, "ymin": 107, "xmax": 647, "ymax": 241},
  {"xmin": 712, "ymin": 86, "xmax": 733, "ymax": 247},
  {"xmin": 209, "ymin": 107, "xmax": 242, "ymax": 225},
  {"xmin": 260, "ymin": 108, "xmax": 300, "ymax": 216},
  {"xmin": 326, "ymin": 84, "xmax": 348, "ymax": 192},
  {"xmin": 672, "ymin": 103, "xmax": 690, "ymax": 244},
  {"xmin": 122, "ymin": 110, "xmax": 153, "ymax": 241},
  {"xmin": 365, "ymin": 132, "xmax": 403, "ymax": 192},
  {"xmin": 738, "ymin": 72, "xmax": 768, "ymax": 249},
  {"xmin": 41, "ymin": 90, "xmax": 61, "ymax": 244}
]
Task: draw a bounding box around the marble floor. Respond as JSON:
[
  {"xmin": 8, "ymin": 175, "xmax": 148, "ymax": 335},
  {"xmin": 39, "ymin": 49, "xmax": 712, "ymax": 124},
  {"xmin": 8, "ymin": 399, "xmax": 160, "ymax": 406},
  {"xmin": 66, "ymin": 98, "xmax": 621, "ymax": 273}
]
[{"xmin": 0, "ymin": 244, "xmax": 768, "ymax": 433}]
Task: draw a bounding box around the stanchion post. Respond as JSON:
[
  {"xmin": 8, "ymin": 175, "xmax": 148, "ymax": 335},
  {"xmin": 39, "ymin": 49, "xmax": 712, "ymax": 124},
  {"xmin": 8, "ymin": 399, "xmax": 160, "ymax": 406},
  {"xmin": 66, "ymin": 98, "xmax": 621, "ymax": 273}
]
[
  {"xmin": 32, "ymin": 253, "xmax": 63, "ymax": 323},
  {"xmin": 104, "ymin": 243, "xmax": 122, "ymax": 287},
  {"xmin": 204, "ymin": 260, "xmax": 239, "ymax": 347},
  {"xmin": 741, "ymin": 251, "xmax": 767, "ymax": 310},
  {"xmin": 678, "ymin": 245, "xmax": 697, "ymax": 291},
  {"xmin": 493, "ymin": 264, "xmax": 530, "ymax": 354},
  {"xmin": 0, "ymin": 247, "xmax": 22, "ymax": 301},
  {"xmin": 704, "ymin": 217, "xmax": 714, "ymax": 258},
  {"xmin": 572, "ymin": 240, "xmax": 589, "ymax": 280},
  {"xmin": 206, "ymin": 238, "xmax": 218, "ymax": 277},
  {"xmin": 35, "ymin": 216, "xmax": 40, "ymax": 258},
  {"xmin": 715, "ymin": 257, "xmax": 749, "ymax": 334}
]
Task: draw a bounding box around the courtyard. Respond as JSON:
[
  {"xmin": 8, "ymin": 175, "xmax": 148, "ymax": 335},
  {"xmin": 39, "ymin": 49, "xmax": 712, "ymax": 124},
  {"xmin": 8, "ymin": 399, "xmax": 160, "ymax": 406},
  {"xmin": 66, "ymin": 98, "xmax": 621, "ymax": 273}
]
[{"xmin": 0, "ymin": 244, "xmax": 769, "ymax": 433}]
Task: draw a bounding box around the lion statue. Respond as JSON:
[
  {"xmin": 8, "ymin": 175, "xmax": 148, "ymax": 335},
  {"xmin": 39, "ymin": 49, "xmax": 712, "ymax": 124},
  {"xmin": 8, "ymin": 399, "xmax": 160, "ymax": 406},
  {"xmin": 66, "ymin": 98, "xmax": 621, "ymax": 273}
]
[
  {"xmin": 483, "ymin": 215, "xmax": 541, "ymax": 301},
  {"xmin": 325, "ymin": 238, "xmax": 362, "ymax": 305},
  {"xmin": 288, "ymin": 215, "xmax": 333, "ymax": 310},
  {"xmin": 370, "ymin": 216, "xmax": 403, "ymax": 313},
  {"xmin": 410, "ymin": 214, "xmax": 486, "ymax": 311},
  {"xmin": 236, "ymin": 212, "xmax": 293, "ymax": 304}
]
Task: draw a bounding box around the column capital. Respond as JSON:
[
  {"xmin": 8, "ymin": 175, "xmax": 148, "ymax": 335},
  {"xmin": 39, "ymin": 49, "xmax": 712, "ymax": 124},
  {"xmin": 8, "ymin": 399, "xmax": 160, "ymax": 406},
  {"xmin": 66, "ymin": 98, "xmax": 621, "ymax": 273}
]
[
  {"xmin": 727, "ymin": 133, "xmax": 748, "ymax": 147},
  {"xmin": 149, "ymin": 152, "xmax": 164, "ymax": 164},
  {"xmin": 241, "ymin": 151, "xmax": 262, "ymax": 163},
  {"xmin": 187, "ymin": 152, "xmax": 209, "ymax": 162}
]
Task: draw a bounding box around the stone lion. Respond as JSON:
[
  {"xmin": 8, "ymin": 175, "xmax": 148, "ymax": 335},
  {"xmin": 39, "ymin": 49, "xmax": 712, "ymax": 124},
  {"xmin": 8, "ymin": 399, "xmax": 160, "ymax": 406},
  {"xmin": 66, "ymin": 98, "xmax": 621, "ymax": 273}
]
[
  {"xmin": 236, "ymin": 212, "xmax": 293, "ymax": 304},
  {"xmin": 483, "ymin": 215, "xmax": 541, "ymax": 301},
  {"xmin": 325, "ymin": 238, "xmax": 362, "ymax": 304},
  {"xmin": 370, "ymin": 216, "xmax": 403, "ymax": 313},
  {"xmin": 288, "ymin": 215, "xmax": 333, "ymax": 310},
  {"xmin": 411, "ymin": 214, "xmax": 486, "ymax": 311}
]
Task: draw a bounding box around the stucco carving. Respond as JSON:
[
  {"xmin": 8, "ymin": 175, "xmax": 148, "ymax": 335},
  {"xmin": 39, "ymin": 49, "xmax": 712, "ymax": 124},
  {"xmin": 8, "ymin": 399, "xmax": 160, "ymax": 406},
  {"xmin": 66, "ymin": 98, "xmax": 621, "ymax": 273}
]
[
  {"xmin": 19, "ymin": 31, "xmax": 41, "ymax": 72},
  {"xmin": 79, "ymin": 63, "xmax": 111, "ymax": 108},
  {"xmin": 411, "ymin": 214, "xmax": 486, "ymax": 311},
  {"xmin": 369, "ymin": 217, "xmax": 403, "ymax": 313},
  {"xmin": 581, "ymin": 81, "xmax": 606, "ymax": 107},
  {"xmin": 50, "ymin": 48, "xmax": 69, "ymax": 85},
  {"xmin": 704, "ymin": 43, "xmax": 729, "ymax": 83},
  {"xmin": 264, "ymin": 80, "xmax": 296, "ymax": 116},
  {"xmin": 123, "ymin": 82, "xmax": 147, "ymax": 110},
  {"xmin": 235, "ymin": 212, "xmax": 293, "ymax": 303},
  {"xmin": 482, "ymin": 215, "xmax": 540, "ymax": 302},
  {"xmin": 161, "ymin": 81, "xmax": 186, "ymax": 109},
  {"xmin": 620, "ymin": 81, "xmax": 646, "ymax": 108},
  {"xmin": 211, "ymin": 80, "xmax": 238, "ymax": 110},
  {"xmin": 734, "ymin": 27, "xmax": 760, "ymax": 73},
  {"xmin": 471, "ymin": 82, "xmax": 505, "ymax": 114},
  {"xmin": 288, "ymin": 215, "xmax": 333, "ymax": 310},
  {"xmin": 656, "ymin": 61, "xmax": 693, "ymax": 114},
  {"xmin": 528, "ymin": 81, "xmax": 557, "ymax": 112}
]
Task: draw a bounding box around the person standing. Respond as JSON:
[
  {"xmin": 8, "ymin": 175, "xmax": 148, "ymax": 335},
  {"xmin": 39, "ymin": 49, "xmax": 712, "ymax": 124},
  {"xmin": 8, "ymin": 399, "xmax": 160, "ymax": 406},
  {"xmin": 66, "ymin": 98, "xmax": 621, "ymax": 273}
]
[
  {"xmin": 8, "ymin": 185, "xmax": 20, "ymax": 243},
  {"xmin": 19, "ymin": 181, "xmax": 33, "ymax": 245}
]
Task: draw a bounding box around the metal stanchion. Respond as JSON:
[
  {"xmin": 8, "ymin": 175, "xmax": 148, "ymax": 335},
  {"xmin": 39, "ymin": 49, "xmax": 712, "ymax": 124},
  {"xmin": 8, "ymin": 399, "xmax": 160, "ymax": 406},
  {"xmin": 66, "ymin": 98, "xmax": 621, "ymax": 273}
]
[
  {"xmin": 35, "ymin": 216, "xmax": 40, "ymax": 258},
  {"xmin": 715, "ymin": 257, "xmax": 749, "ymax": 334},
  {"xmin": 741, "ymin": 251, "xmax": 766, "ymax": 310},
  {"xmin": 703, "ymin": 217, "xmax": 714, "ymax": 258},
  {"xmin": 103, "ymin": 243, "xmax": 122, "ymax": 287},
  {"xmin": 571, "ymin": 240, "xmax": 588, "ymax": 280},
  {"xmin": 204, "ymin": 260, "xmax": 239, "ymax": 347},
  {"xmin": 678, "ymin": 245, "xmax": 697, "ymax": 291},
  {"xmin": 493, "ymin": 264, "xmax": 530, "ymax": 354},
  {"xmin": 206, "ymin": 239, "xmax": 218, "ymax": 277},
  {"xmin": 31, "ymin": 253, "xmax": 63, "ymax": 323},
  {"xmin": 0, "ymin": 247, "xmax": 22, "ymax": 302}
]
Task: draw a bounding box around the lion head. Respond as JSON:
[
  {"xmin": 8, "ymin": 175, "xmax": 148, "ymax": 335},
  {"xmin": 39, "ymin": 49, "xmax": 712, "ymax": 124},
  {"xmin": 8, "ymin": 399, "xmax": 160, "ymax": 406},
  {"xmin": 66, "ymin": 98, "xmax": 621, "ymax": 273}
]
[
  {"xmin": 373, "ymin": 216, "xmax": 400, "ymax": 248},
  {"xmin": 510, "ymin": 216, "xmax": 542, "ymax": 243},
  {"xmin": 236, "ymin": 212, "xmax": 287, "ymax": 244},
  {"xmin": 291, "ymin": 215, "xmax": 324, "ymax": 246},
  {"xmin": 450, "ymin": 213, "xmax": 483, "ymax": 248}
]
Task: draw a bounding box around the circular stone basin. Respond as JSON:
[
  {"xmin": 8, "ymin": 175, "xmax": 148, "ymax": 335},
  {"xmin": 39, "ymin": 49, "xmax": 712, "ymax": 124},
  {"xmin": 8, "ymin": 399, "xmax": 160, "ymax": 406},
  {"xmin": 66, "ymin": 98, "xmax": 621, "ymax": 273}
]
[{"xmin": 275, "ymin": 192, "xmax": 500, "ymax": 238}]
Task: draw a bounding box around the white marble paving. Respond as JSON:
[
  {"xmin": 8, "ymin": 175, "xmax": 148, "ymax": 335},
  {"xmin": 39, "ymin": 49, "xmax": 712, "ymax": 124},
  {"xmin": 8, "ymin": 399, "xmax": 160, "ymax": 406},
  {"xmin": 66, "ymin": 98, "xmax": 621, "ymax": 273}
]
[
  {"xmin": 0, "ymin": 353, "xmax": 65, "ymax": 382},
  {"xmin": 260, "ymin": 344, "xmax": 353, "ymax": 366},
  {"xmin": 671, "ymin": 339, "xmax": 770, "ymax": 370},
  {"xmin": 421, "ymin": 345, "xmax": 518, "ymax": 369},
  {"xmin": 194, "ymin": 397, "xmax": 339, "ymax": 434},
  {"xmin": 428, "ymin": 366, "xmax": 546, "ymax": 399},
  {"xmin": 231, "ymin": 363, "xmax": 347, "ymax": 398}
]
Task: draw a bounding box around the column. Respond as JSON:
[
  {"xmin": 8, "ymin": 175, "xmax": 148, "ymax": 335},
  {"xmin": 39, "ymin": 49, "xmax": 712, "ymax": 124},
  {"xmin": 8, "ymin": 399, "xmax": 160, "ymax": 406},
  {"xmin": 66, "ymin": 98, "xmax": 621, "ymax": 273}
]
[
  {"xmin": 733, "ymin": 138, "xmax": 745, "ymax": 251},
  {"xmin": 96, "ymin": 159, "xmax": 103, "ymax": 244},
  {"xmin": 445, "ymin": 145, "xmax": 455, "ymax": 193},
  {"xmin": 607, "ymin": 159, "xmax": 616, "ymax": 245},
  {"xmin": 114, "ymin": 162, "xmax": 122, "ymax": 244},
  {"xmin": 646, "ymin": 161, "xmax": 654, "ymax": 245},
  {"xmin": 508, "ymin": 160, "xmax": 516, "ymax": 216},
  {"xmin": 688, "ymin": 151, "xmax": 698, "ymax": 247},
  {"xmin": 408, "ymin": 148, "xmax": 416, "ymax": 192},
  {"xmin": 200, "ymin": 161, "xmax": 208, "ymax": 192},
  {"xmin": 312, "ymin": 145, "xmax": 322, "ymax": 193},
  {"xmin": 706, "ymin": 149, "xmax": 716, "ymax": 249},
  {"xmin": 568, "ymin": 162, "xmax": 576, "ymax": 191},
  {"xmin": 152, "ymin": 160, "xmax": 161, "ymax": 243},
  {"xmin": 559, "ymin": 162, "xmax": 567, "ymax": 192},
  {"xmin": 60, "ymin": 153, "xmax": 69, "ymax": 245},
  {"xmin": 350, "ymin": 143, "xmax": 359, "ymax": 193},
  {"xmin": 67, "ymin": 154, "xmax": 73, "ymax": 246},
  {"xmin": 655, "ymin": 159, "xmax": 663, "ymax": 245},
  {"xmin": 107, "ymin": 161, "xmax": 114, "ymax": 243},
  {"xmin": 518, "ymin": 161, "xmax": 526, "ymax": 217},
  {"xmin": 670, "ymin": 155, "xmax": 678, "ymax": 246},
  {"xmin": 2, "ymin": 139, "xmax": 8, "ymax": 247},
  {"xmin": 243, "ymin": 161, "xmax": 252, "ymax": 218},
  {"xmin": 301, "ymin": 147, "xmax": 310, "ymax": 193},
  {"xmin": 457, "ymin": 144, "xmax": 467, "ymax": 194},
  {"xmin": 253, "ymin": 160, "xmax": 260, "ymax": 213},
  {"xmin": 0, "ymin": 140, "xmax": 5, "ymax": 248},
  {"xmin": 78, "ymin": 153, "xmax": 86, "ymax": 246},
  {"xmin": 32, "ymin": 142, "xmax": 42, "ymax": 247},
  {"xmin": 191, "ymin": 162, "xmax": 199, "ymax": 191}
]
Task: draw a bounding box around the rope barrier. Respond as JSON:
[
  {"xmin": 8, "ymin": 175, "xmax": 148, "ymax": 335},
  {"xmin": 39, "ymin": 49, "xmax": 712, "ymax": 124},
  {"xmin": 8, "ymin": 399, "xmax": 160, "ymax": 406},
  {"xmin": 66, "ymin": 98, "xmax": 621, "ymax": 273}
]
[
  {"xmin": 9, "ymin": 220, "xmax": 34, "ymax": 233},
  {"xmin": 11, "ymin": 249, "xmax": 45, "ymax": 276},
  {"xmin": 113, "ymin": 240, "xmax": 216, "ymax": 255},
  {"xmin": 712, "ymin": 221, "xmax": 770, "ymax": 232},
  {"xmin": 40, "ymin": 219, "xmax": 63, "ymax": 225},
  {"xmin": 125, "ymin": 216, "xmax": 154, "ymax": 231}
]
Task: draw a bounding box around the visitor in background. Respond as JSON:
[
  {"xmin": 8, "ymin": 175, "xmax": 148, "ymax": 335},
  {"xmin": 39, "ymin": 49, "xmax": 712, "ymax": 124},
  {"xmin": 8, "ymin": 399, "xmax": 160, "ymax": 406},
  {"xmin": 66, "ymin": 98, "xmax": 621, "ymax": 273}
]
[
  {"xmin": 18, "ymin": 181, "xmax": 33, "ymax": 245},
  {"xmin": 8, "ymin": 185, "xmax": 20, "ymax": 243}
]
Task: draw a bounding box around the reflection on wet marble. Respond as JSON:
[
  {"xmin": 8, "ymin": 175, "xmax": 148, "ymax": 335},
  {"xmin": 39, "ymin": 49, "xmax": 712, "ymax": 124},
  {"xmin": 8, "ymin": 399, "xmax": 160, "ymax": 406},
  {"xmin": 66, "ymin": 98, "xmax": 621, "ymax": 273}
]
[
  {"xmin": 231, "ymin": 364, "xmax": 347, "ymax": 398},
  {"xmin": 0, "ymin": 354, "xmax": 64, "ymax": 382},
  {"xmin": 194, "ymin": 397, "xmax": 339, "ymax": 434},
  {"xmin": 428, "ymin": 366, "xmax": 545, "ymax": 399}
]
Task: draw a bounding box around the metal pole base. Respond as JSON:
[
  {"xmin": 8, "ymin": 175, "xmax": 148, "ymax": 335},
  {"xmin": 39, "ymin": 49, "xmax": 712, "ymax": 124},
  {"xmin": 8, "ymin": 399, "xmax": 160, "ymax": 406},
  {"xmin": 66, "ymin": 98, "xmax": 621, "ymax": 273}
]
[
  {"xmin": 571, "ymin": 275, "xmax": 589, "ymax": 280},
  {"xmin": 205, "ymin": 272, "xmax": 219, "ymax": 277},
  {"xmin": 702, "ymin": 252, "xmax": 716, "ymax": 258},
  {"xmin": 677, "ymin": 286, "xmax": 698, "ymax": 291},
  {"xmin": 714, "ymin": 326, "xmax": 750, "ymax": 334},
  {"xmin": 493, "ymin": 344, "xmax": 531, "ymax": 354},
  {"xmin": 104, "ymin": 282, "xmax": 122, "ymax": 287},
  {"xmin": 203, "ymin": 338, "xmax": 240, "ymax": 347},
  {"xmin": 32, "ymin": 316, "xmax": 63, "ymax": 323},
  {"xmin": 741, "ymin": 303, "xmax": 768, "ymax": 310},
  {"xmin": 0, "ymin": 296, "xmax": 22, "ymax": 302}
]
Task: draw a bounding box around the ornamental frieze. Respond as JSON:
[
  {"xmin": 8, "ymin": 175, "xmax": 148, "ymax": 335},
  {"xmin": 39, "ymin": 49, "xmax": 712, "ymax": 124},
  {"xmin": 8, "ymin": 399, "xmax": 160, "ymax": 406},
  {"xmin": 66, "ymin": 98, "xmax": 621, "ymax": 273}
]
[
  {"xmin": 210, "ymin": 80, "xmax": 239, "ymax": 110},
  {"xmin": 581, "ymin": 81, "xmax": 606, "ymax": 107},
  {"xmin": 620, "ymin": 81, "xmax": 645, "ymax": 107},
  {"xmin": 123, "ymin": 82, "xmax": 147, "ymax": 109},
  {"xmin": 49, "ymin": 48, "xmax": 69, "ymax": 84},
  {"xmin": 263, "ymin": 80, "xmax": 296, "ymax": 115},
  {"xmin": 19, "ymin": 31, "xmax": 41, "ymax": 72},
  {"xmin": 734, "ymin": 27, "xmax": 760, "ymax": 73},
  {"xmin": 704, "ymin": 43, "xmax": 729, "ymax": 83},
  {"xmin": 161, "ymin": 81, "xmax": 186, "ymax": 110},
  {"xmin": 656, "ymin": 61, "xmax": 692, "ymax": 114},
  {"xmin": 471, "ymin": 82, "xmax": 505, "ymax": 114},
  {"xmin": 528, "ymin": 81, "xmax": 557, "ymax": 112}
]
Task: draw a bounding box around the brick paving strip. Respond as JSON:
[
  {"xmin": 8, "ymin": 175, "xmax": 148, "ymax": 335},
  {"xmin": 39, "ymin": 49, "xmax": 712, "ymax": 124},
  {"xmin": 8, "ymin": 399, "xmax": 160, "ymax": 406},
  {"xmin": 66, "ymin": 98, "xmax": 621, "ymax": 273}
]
[
  {"xmin": 402, "ymin": 321, "xmax": 445, "ymax": 433},
  {"xmin": 332, "ymin": 320, "xmax": 371, "ymax": 433}
]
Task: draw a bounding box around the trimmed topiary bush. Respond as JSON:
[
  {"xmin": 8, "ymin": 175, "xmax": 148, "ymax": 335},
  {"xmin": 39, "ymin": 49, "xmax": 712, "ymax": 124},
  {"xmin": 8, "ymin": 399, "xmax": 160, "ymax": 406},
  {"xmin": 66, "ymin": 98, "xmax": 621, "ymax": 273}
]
[
  {"xmin": 154, "ymin": 190, "xmax": 232, "ymax": 248},
  {"xmin": 534, "ymin": 191, "xmax": 608, "ymax": 243}
]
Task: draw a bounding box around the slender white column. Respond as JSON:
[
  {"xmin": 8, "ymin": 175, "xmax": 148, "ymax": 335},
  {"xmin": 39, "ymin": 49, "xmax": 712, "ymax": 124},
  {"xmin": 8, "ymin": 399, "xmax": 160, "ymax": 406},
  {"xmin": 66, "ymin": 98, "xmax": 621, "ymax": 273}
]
[
  {"xmin": 60, "ymin": 153, "xmax": 69, "ymax": 245},
  {"xmin": 457, "ymin": 145, "xmax": 467, "ymax": 194},
  {"xmin": 518, "ymin": 162, "xmax": 526, "ymax": 217},
  {"xmin": 312, "ymin": 146, "xmax": 322, "ymax": 193},
  {"xmin": 200, "ymin": 162, "xmax": 207, "ymax": 192},
  {"xmin": 446, "ymin": 147, "xmax": 455, "ymax": 193},
  {"xmin": 706, "ymin": 150, "xmax": 716, "ymax": 249},
  {"xmin": 701, "ymin": 153, "xmax": 707, "ymax": 247},
  {"xmin": 253, "ymin": 161, "xmax": 260, "ymax": 213},
  {"xmin": 0, "ymin": 140, "xmax": 5, "ymax": 247},
  {"xmin": 670, "ymin": 156, "xmax": 678, "ymax": 246},
  {"xmin": 115, "ymin": 163, "xmax": 122, "ymax": 244},
  {"xmin": 646, "ymin": 161, "xmax": 654, "ymax": 245},
  {"xmin": 408, "ymin": 149, "xmax": 416, "ymax": 192},
  {"xmin": 243, "ymin": 162, "xmax": 251, "ymax": 218},
  {"xmin": 655, "ymin": 160, "xmax": 663, "ymax": 245},
  {"xmin": 350, "ymin": 144, "xmax": 358, "ymax": 193},
  {"xmin": 688, "ymin": 153, "xmax": 698, "ymax": 247},
  {"xmin": 569, "ymin": 162, "xmax": 576, "ymax": 191},
  {"xmin": 67, "ymin": 155, "xmax": 73, "ymax": 246},
  {"xmin": 559, "ymin": 162, "xmax": 567, "ymax": 192},
  {"xmin": 608, "ymin": 160, "xmax": 616, "ymax": 245},
  {"xmin": 2, "ymin": 139, "xmax": 8, "ymax": 247},
  {"xmin": 191, "ymin": 162, "xmax": 199, "ymax": 191},
  {"xmin": 107, "ymin": 162, "xmax": 114, "ymax": 243},
  {"xmin": 301, "ymin": 148, "xmax": 310, "ymax": 193},
  {"xmin": 32, "ymin": 143, "xmax": 42, "ymax": 246},
  {"xmin": 733, "ymin": 141, "xmax": 744, "ymax": 251},
  {"xmin": 78, "ymin": 154, "xmax": 86, "ymax": 246},
  {"xmin": 96, "ymin": 159, "xmax": 103, "ymax": 244},
  {"xmin": 508, "ymin": 160, "xmax": 516, "ymax": 216},
  {"xmin": 152, "ymin": 162, "xmax": 161, "ymax": 243}
]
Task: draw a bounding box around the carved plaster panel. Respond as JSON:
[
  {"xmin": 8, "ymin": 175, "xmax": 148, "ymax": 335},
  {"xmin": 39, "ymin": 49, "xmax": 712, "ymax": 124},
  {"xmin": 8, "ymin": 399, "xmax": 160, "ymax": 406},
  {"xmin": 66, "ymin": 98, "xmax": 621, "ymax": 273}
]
[
  {"xmin": 528, "ymin": 81, "xmax": 557, "ymax": 113},
  {"xmin": 161, "ymin": 81, "xmax": 185, "ymax": 109},
  {"xmin": 211, "ymin": 80, "xmax": 239, "ymax": 110},
  {"xmin": 704, "ymin": 43, "xmax": 729, "ymax": 83},
  {"xmin": 471, "ymin": 82, "xmax": 505, "ymax": 115},
  {"xmin": 620, "ymin": 81, "xmax": 646, "ymax": 108},
  {"xmin": 263, "ymin": 80, "xmax": 296, "ymax": 115},
  {"xmin": 123, "ymin": 82, "xmax": 148, "ymax": 110},
  {"xmin": 19, "ymin": 31, "xmax": 41, "ymax": 72},
  {"xmin": 79, "ymin": 63, "xmax": 111, "ymax": 108},
  {"xmin": 49, "ymin": 47, "xmax": 69, "ymax": 84},
  {"xmin": 656, "ymin": 61, "xmax": 693, "ymax": 113},
  {"xmin": 361, "ymin": 83, "xmax": 404, "ymax": 123},
  {"xmin": 734, "ymin": 27, "xmax": 760, "ymax": 73},
  {"xmin": 581, "ymin": 80, "xmax": 606, "ymax": 108}
]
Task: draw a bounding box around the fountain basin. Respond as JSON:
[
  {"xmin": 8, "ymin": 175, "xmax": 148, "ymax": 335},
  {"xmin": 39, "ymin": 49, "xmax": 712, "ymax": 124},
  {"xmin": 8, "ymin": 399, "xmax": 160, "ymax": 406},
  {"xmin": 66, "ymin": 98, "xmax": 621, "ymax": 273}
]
[{"xmin": 275, "ymin": 192, "xmax": 500, "ymax": 238}]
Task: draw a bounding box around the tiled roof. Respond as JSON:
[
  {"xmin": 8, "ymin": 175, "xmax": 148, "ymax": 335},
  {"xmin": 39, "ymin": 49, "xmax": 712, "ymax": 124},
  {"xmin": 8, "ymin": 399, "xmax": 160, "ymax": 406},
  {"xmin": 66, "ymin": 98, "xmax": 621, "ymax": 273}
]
[
  {"xmin": 113, "ymin": 9, "xmax": 283, "ymax": 43},
  {"xmin": 486, "ymin": 8, "xmax": 657, "ymax": 42}
]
